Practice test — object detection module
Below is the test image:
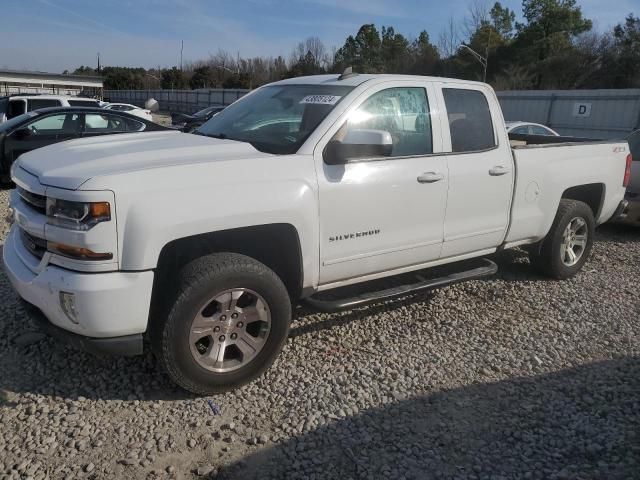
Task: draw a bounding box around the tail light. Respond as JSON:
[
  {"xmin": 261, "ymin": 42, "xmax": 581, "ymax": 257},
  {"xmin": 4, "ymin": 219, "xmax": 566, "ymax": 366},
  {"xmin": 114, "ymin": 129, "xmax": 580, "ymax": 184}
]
[{"xmin": 623, "ymin": 153, "xmax": 632, "ymax": 187}]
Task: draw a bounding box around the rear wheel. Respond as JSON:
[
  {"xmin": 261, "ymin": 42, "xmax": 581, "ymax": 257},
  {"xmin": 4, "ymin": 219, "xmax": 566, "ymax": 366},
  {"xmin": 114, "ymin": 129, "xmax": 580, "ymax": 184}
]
[
  {"xmin": 153, "ymin": 253, "xmax": 291, "ymax": 395},
  {"xmin": 529, "ymin": 199, "xmax": 595, "ymax": 279}
]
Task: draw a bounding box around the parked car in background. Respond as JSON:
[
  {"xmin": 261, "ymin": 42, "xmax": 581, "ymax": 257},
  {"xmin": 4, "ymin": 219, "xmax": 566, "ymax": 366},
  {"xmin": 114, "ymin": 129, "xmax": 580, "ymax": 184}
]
[
  {"xmin": 0, "ymin": 107, "xmax": 173, "ymax": 183},
  {"xmin": 617, "ymin": 129, "xmax": 640, "ymax": 226},
  {"xmin": 506, "ymin": 121, "xmax": 559, "ymax": 136},
  {"xmin": 0, "ymin": 95, "xmax": 101, "ymax": 123},
  {"xmin": 103, "ymin": 103, "xmax": 153, "ymax": 121},
  {"xmin": 3, "ymin": 73, "xmax": 630, "ymax": 394},
  {"xmin": 171, "ymin": 105, "xmax": 225, "ymax": 132}
]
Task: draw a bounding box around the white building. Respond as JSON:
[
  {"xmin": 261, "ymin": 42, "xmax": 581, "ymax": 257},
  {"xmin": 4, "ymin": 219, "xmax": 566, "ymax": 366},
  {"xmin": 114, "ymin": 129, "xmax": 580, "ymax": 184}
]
[{"xmin": 0, "ymin": 69, "xmax": 104, "ymax": 98}]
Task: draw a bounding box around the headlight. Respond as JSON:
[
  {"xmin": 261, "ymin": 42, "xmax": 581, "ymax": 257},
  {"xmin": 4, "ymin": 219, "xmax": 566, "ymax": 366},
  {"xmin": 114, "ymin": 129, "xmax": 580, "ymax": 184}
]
[{"xmin": 46, "ymin": 198, "xmax": 111, "ymax": 230}]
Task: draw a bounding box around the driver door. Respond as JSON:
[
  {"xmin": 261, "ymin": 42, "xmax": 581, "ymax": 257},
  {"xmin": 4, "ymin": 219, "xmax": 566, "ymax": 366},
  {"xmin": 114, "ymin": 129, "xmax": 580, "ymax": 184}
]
[
  {"xmin": 6, "ymin": 112, "xmax": 81, "ymax": 163},
  {"xmin": 315, "ymin": 82, "xmax": 448, "ymax": 285}
]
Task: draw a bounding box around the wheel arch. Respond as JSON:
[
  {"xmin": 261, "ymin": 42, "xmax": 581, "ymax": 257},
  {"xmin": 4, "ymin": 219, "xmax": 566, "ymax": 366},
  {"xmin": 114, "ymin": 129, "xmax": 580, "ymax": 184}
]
[
  {"xmin": 560, "ymin": 183, "xmax": 605, "ymax": 219},
  {"xmin": 150, "ymin": 224, "xmax": 304, "ymax": 316}
]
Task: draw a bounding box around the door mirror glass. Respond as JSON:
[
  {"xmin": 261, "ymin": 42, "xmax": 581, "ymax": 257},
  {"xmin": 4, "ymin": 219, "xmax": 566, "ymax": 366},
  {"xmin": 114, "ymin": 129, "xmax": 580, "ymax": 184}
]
[{"xmin": 324, "ymin": 129, "xmax": 393, "ymax": 165}]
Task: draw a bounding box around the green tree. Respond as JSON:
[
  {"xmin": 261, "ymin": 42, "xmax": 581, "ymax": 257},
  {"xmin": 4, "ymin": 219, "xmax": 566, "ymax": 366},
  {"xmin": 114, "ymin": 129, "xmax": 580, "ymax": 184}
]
[
  {"xmin": 612, "ymin": 14, "xmax": 640, "ymax": 87},
  {"xmin": 409, "ymin": 31, "xmax": 439, "ymax": 75},
  {"xmin": 490, "ymin": 2, "xmax": 516, "ymax": 39},
  {"xmin": 514, "ymin": 0, "xmax": 593, "ymax": 87},
  {"xmin": 161, "ymin": 67, "xmax": 188, "ymax": 89},
  {"xmin": 334, "ymin": 24, "xmax": 383, "ymax": 73},
  {"xmin": 189, "ymin": 65, "xmax": 216, "ymax": 89},
  {"xmin": 381, "ymin": 26, "xmax": 411, "ymax": 73}
]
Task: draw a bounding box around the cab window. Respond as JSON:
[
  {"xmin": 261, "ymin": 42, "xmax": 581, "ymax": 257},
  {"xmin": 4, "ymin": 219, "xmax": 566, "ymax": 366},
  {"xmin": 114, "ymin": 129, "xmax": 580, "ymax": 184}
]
[
  {"xmin": 84, "ymin": 113, "xmax": 144, "ymax": 133},
  {"xmin": 443, "ymin": 88, "xmax": 496, "ymax": 153},
  {"xmin": 28, "ymin": 99, "xmax": 62, "ymax": 110},
  {"xmin": 27, "ymin": 113, "xmax": 81, "ymax": 135},
  {"xmin": 339, "ymin": 87, "xmax": 433, "ymax": 157},
  {"xmin": 8, "ymin": 99, "xmax": 26, "ymax": 119}
]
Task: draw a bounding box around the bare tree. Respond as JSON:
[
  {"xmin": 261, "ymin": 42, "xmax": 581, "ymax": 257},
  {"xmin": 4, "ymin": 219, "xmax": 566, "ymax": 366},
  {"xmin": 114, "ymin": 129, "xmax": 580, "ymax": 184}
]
[
  {"xmin": 464, "ymin": 0, "xmax": 490, "ymax": 38},
  {"xmin": 438, "ymin": 16, "xmax": 461, "ymax": 58}
]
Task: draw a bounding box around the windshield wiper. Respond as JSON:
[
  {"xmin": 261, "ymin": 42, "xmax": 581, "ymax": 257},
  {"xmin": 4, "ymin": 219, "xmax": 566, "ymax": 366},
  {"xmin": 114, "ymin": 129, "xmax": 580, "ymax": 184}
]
[{"xmin": 205, "ymin": 133, "xmax": 228, "ymax": 139}]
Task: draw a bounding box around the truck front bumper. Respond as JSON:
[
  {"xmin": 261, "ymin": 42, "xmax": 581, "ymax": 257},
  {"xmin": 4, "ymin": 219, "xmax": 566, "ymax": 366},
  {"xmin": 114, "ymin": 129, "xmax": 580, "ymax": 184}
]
[{"xmin": 2, "ymin": 226, "xmax": 154, "ymax": 356}]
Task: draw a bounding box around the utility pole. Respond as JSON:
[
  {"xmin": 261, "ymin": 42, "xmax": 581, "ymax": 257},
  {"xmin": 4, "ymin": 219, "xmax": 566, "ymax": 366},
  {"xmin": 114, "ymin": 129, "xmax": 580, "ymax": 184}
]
[
  {"xmin": 180, "ymin": 40, "xmax": 184, "ymax": 71},
  {"xmin": 97, "ymin": 52, "xmax": 100, "ymax": 72}
]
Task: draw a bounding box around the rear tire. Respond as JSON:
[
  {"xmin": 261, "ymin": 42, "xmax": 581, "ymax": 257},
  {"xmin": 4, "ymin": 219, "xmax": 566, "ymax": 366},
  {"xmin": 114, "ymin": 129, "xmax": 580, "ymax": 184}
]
[
  {"xmin": 152, "ymin": 252, "xmax": 291, "ymax": 395},
  {"xmin": 529, "ymin": 199, "xmax": 595, "ymax": 279}
]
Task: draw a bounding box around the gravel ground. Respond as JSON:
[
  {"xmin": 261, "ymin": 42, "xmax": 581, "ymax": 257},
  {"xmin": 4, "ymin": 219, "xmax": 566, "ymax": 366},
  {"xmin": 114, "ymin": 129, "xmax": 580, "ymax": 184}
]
[{"xmin": 0, "ymin": 187, "xmax": 639, "ymax": 479}]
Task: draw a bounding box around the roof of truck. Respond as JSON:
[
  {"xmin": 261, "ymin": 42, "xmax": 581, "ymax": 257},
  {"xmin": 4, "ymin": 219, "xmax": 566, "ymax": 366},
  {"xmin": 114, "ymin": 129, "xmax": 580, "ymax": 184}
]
[{"xmin": 271, "ymin": 73, "xmax": 488, "ymax": 88}]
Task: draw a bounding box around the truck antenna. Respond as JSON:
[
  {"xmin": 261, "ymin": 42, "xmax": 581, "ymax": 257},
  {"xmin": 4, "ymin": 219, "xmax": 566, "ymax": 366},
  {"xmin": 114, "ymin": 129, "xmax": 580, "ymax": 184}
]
[{"xmin": 338, "ymin": 67, "xmax": 357, "ymax": 80}]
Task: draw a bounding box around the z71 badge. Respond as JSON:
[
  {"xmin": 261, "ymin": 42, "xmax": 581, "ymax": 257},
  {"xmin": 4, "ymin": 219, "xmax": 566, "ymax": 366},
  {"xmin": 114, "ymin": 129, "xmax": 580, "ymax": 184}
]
[{"xmin": 329, "ymin": 229, "xmax": 380, "ymax": 242}]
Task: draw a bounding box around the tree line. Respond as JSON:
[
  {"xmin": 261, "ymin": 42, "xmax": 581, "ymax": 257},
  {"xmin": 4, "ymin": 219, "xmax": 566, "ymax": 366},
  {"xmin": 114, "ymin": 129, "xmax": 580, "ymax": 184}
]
[{"xmin": 66, "ymin": 0, "xmax": 639, "ymax": 91}]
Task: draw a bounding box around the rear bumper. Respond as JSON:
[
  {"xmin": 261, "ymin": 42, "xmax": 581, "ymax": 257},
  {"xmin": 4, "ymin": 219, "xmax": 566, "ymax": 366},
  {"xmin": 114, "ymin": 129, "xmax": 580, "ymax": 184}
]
[{"xmin": 614, "ymin": 198, "xmax": 640, "ymax": 226}]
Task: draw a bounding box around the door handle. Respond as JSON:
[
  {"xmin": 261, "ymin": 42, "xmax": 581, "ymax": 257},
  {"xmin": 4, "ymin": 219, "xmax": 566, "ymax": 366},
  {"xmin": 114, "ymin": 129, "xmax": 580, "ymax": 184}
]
[
  {"xmin": 489, "ymin": 165, "xmax": 510, "ymax": 176},
  {"xmin": 417, "ymin": 172, "xmax": 444, "ymax": 183}
]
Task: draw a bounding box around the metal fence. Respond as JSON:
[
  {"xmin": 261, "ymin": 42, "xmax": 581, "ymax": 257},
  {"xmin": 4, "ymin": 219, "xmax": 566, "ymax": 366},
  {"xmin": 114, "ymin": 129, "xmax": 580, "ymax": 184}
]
[
  {"xmin": 103, "ymin": 89, "xmax": 249, "ymax": 114},
  {"xmin": 497, "ymin": 89, "xmax": 640, "ymax": 139},
  {"xmin": 105, "ymin": 87, "xmax": 640, "ymax": 139}
]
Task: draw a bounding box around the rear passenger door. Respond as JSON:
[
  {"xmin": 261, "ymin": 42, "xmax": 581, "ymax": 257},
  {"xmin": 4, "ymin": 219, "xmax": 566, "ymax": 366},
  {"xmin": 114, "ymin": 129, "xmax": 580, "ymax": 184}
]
[{"xmin": 436, "ymin": 84, "xmax": 514, "ymax": 258}]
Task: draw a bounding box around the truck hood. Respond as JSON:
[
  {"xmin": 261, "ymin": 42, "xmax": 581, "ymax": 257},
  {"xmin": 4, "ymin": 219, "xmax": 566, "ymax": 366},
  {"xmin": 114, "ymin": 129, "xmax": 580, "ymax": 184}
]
[{"xmin": 17, "ymin": 131, "xmax": 271, "ymax": 190}]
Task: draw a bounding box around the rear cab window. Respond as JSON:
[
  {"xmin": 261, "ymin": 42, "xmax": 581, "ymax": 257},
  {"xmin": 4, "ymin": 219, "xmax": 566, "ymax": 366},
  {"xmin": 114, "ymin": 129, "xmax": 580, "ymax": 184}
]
[
  {"xmin": 27, "ymin": 99, "xmax": 62, "ymax": 110},
  {"xmin": 69, "ymin": 100, "xmax": 101, "ymax": 107},
  {"xmin": 442, "ymin": 88, "xmax": 496, "ymax": 153}
]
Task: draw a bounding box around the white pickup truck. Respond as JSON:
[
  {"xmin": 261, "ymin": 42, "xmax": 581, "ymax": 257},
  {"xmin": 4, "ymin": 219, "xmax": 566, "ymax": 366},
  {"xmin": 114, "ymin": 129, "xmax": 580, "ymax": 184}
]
[{"xmin": 3, "ymin": 73, "xmax": 632, "ymax": 394}]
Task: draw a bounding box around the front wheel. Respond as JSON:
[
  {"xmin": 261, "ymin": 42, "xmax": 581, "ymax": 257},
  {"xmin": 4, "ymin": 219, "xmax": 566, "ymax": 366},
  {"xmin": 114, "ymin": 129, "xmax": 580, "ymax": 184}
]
[
  {"xmin": 529, "ymin": 199, "xmax": 595, "ymax": 279},
  {"xmin": 152, "ymin": 253, "xmax": 291, "ymax": 395}
]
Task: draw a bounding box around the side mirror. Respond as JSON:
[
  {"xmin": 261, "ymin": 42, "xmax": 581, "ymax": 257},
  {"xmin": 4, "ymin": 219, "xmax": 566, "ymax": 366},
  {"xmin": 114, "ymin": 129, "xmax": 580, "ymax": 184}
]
[
  {"xmin": 12, "ymin": 128, "xmax": 32, "ymax": 140},
  {"xmin": 324, "ymin": 129, "xmax": 393, "ymax": 165}
]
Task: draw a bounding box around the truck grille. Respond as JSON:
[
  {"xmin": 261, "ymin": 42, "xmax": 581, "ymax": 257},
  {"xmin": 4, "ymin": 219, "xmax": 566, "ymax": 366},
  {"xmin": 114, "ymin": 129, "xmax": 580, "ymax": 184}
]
[
  {"xmin": 20, "ymin": 229, "xmax": 47, "ymax": 259},
  {"xmin": 17, "ymin": 187, "xmax": 46, "ymax": 215}
]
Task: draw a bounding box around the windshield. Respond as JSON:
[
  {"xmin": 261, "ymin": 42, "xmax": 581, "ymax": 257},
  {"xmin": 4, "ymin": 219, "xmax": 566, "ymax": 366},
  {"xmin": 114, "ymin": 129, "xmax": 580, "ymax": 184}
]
[
  {"xmin": 0, "ymin": 112, "xmax": 38, "ymax": 133},
  {"xmin": 196, "ymin": 84, "xmax": 354, "ymax": 154}
]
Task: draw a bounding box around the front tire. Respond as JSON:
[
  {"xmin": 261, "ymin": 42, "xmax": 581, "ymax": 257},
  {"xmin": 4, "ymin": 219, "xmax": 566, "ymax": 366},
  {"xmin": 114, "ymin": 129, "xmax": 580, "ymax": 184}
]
[
  {"xmin": 153, "ymin": 253, "xmax": 291, "ymax": 395},
  {"xmin": 529, "ymin": 199, "xmax": 595, "ymax": 279}
]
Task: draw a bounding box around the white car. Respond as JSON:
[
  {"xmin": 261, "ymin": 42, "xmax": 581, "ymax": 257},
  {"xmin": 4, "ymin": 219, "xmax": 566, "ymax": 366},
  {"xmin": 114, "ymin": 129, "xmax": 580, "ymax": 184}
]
[
  {"xmin": 0, "ymin": 94, "xmax": 102, "ymax": 123},
  {"xmin": 103, "ymin": 103, "xmax": 153, "ymax": 121},
  {"xmin": 506, "ymin": 121, "xmax": 559, "ymax": 136},
  {"xmin": 3, "ymin": 73, "xmax": 631, "ymax": 394}
]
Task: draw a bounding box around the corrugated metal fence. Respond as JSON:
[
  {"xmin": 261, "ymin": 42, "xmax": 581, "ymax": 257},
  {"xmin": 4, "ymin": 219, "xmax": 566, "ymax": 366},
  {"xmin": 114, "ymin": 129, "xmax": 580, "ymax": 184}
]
[
  {"xmin": 497, "ymin": 89, "xmax": 640, "ymax": 139},
  {"xmin": 103, "ymin": 89, "xmax": 249, "ymax": 114},
  {"xmin": 105, "ymin": 87, "xmax": 640, "ymax": 139}
]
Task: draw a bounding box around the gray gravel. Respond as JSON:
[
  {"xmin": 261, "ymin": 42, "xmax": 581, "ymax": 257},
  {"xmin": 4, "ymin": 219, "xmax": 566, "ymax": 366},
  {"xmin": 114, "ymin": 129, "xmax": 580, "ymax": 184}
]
[{"xmin": 0, "ymin": 186, "xmax": 639, "ymax": 479}]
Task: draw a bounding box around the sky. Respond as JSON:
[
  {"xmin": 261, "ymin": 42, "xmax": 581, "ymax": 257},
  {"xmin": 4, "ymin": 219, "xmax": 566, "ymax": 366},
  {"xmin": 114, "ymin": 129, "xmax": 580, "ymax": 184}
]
[{"xmin": 1, "ymin": 0, "xmax": 637, "ymax": 73}]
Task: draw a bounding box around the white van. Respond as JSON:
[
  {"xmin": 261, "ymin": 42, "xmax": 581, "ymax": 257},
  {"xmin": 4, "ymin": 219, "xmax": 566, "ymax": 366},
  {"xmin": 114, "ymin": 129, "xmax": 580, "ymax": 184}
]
[{"xmin": 0, "ymin": 95, "xmax": 102, "ymax": 123}]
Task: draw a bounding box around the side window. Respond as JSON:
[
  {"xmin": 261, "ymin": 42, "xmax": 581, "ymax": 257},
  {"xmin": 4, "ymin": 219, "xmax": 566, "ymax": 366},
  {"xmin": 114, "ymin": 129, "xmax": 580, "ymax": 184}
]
[
  {"xmin": 8, "ymin": 100, "xmax": 27, "ymax": 119},
  {"xmin": 443, "ymin": 88, "xmax": 496, "ymax": 153},
  {"xmin": 27, "ymin": 113, "xmax": 81, "ymax": 135},
  {"xmin": 125, "ymin": 118, "xmax": 145, "ymax": 131},
  {"xmin": 68, "ymin": 100, "xmax": 100, "ymax": 107},
  {"xmin": 27, "ymin": 99, "xmax": 62, "ymax": 111},
  {"xmin": 511, "ymin": 126, "xmax": 529, "ymax": 135},
  {"xmin": 84, "ymin": 114, "xmax": 144, "ymax": 133},
  {"xmin": 531, "ymin": 125, "xmax": 553, "ymax": 136},
  {"xmin": 343, "ymin": 87, "xmax": 433, "ymax": 157}
]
